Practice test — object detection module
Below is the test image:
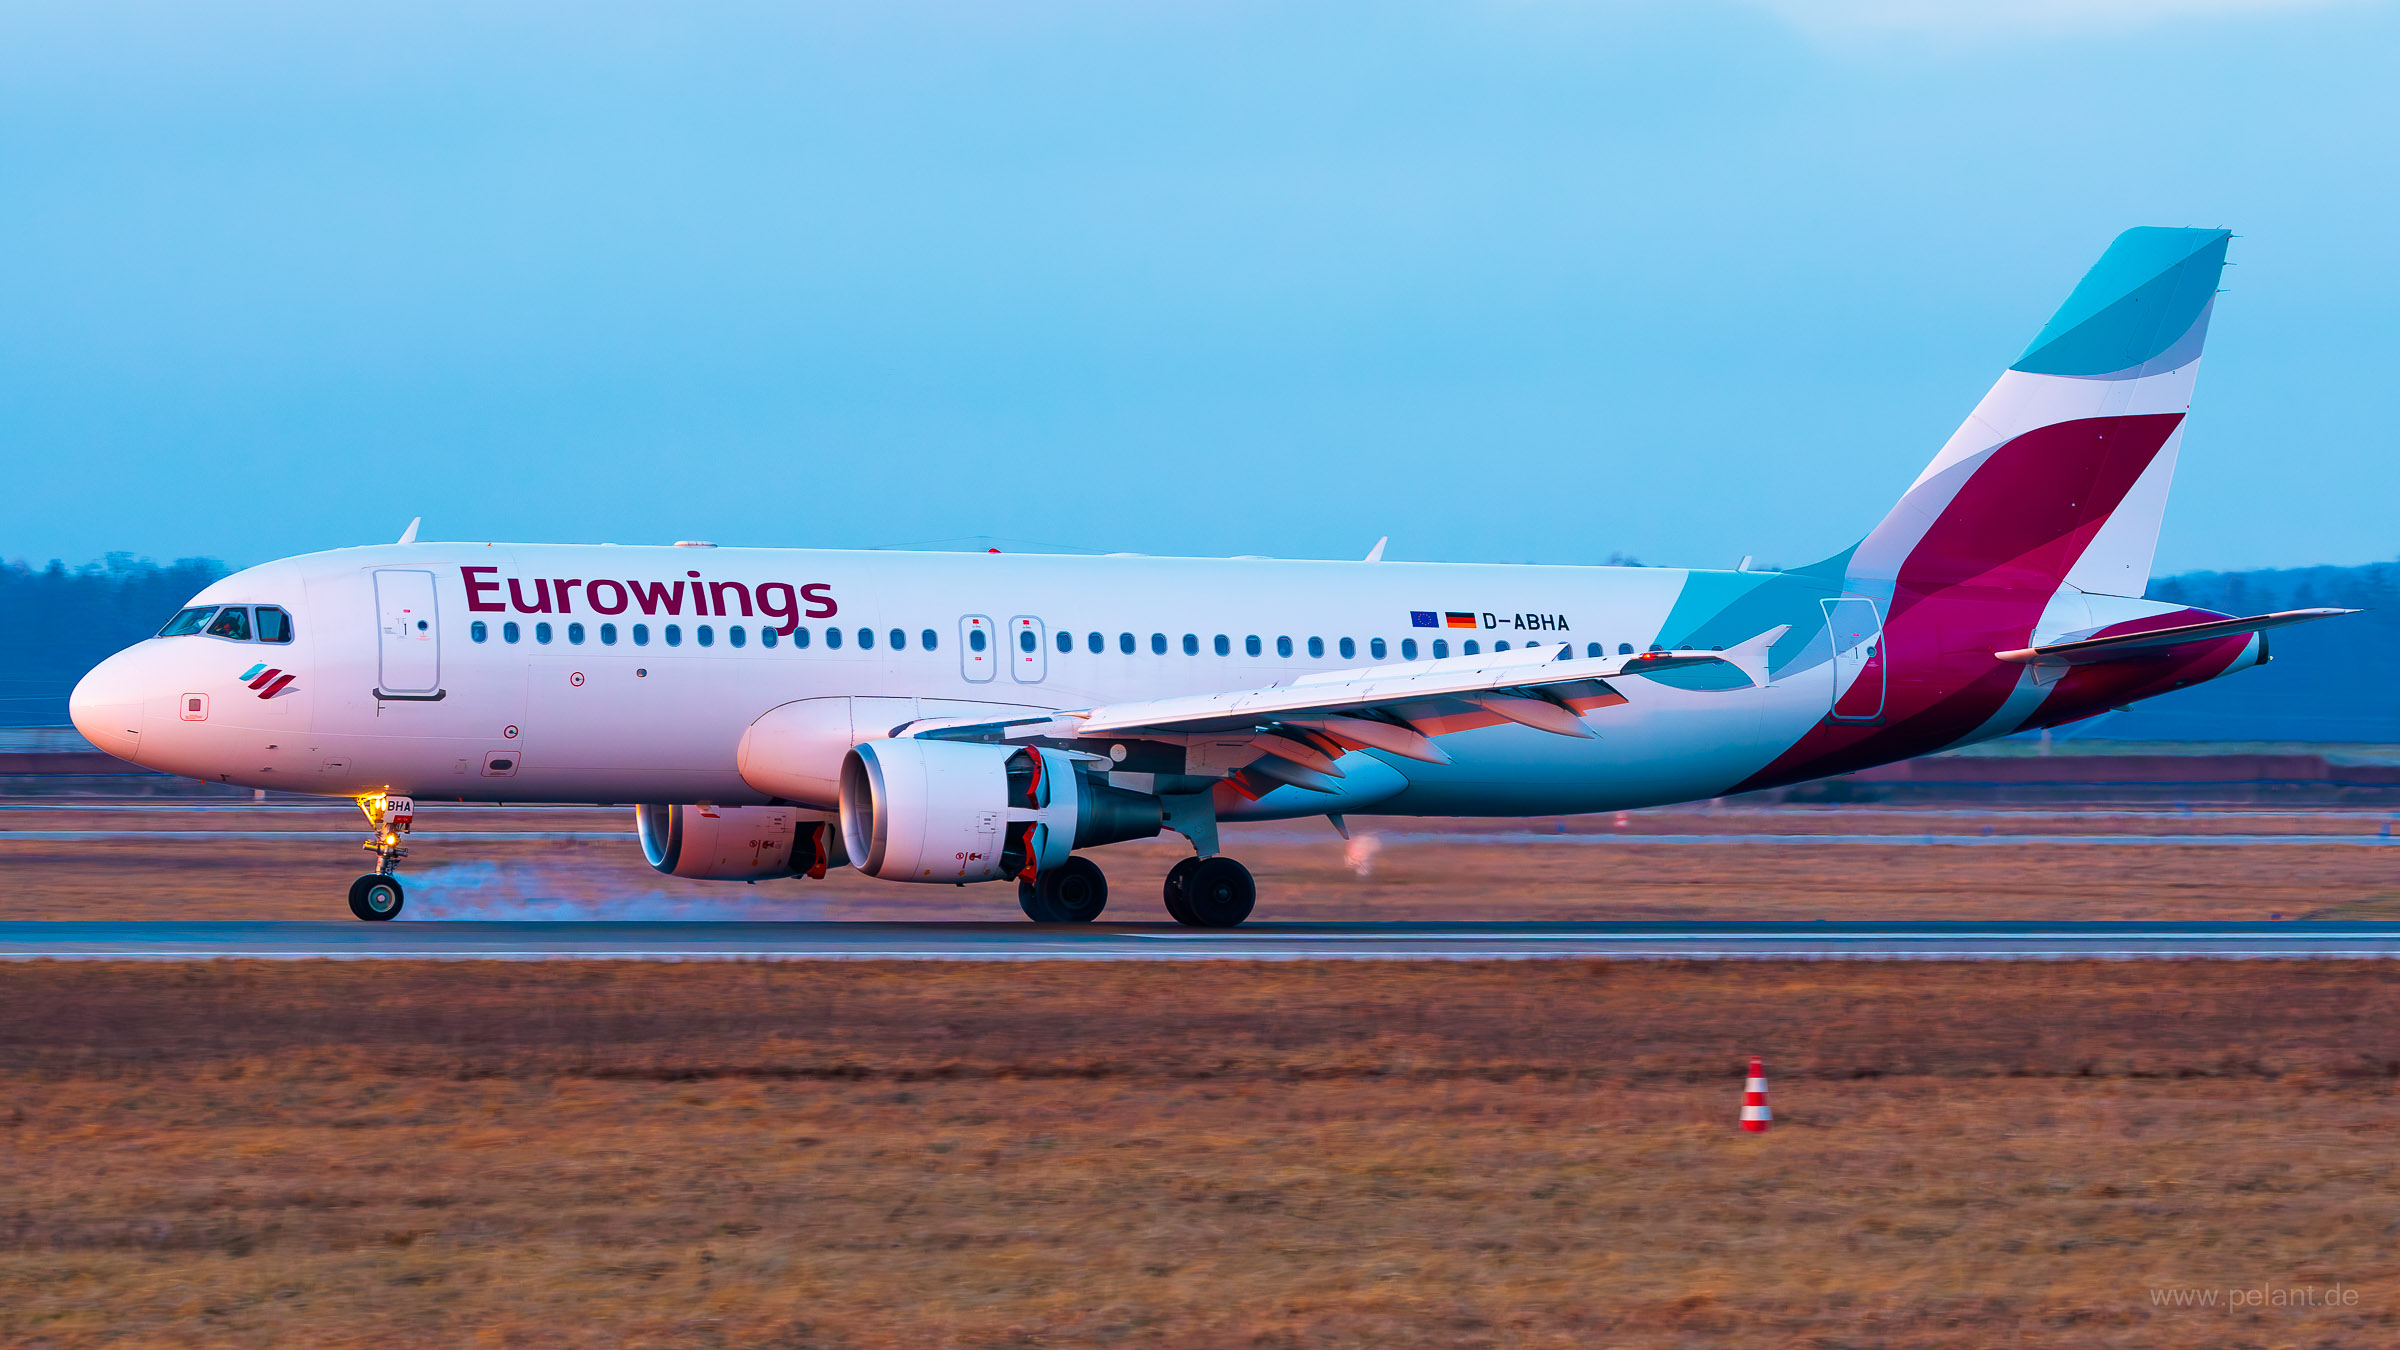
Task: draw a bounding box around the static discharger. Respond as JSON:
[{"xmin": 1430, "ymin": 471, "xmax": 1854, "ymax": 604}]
[{"xmin": 1741, "ymin": 1057, "xmax": 1772, "ymax": 1133}]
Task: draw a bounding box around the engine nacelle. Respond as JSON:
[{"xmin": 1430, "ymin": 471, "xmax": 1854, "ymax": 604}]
[
  {"xmin": 839, "ymin": 739, "xmax": 1163, "ymax": 884},
  {"xmin": 635, "ymin": 803, "xmax": 845, "ymax": 881}
]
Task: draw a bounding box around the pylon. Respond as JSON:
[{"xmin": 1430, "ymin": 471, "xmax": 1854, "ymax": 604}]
[{"xmin": 1740, "ymin": 1057, "xmax": 1772, "ymax": 1133}]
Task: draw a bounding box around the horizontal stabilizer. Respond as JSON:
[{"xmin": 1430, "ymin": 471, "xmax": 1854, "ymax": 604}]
[{"xmin": 1995, "ymin": 608, "xmax": 2354, "ymax": 667}]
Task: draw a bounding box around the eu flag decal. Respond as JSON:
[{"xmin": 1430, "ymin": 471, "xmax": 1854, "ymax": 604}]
[{"xmin": 1410, "ymin": 611, "xmax": 1437, "ymax": 628}]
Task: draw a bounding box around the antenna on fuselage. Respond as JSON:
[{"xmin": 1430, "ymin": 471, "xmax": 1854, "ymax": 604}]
[{"xmin": 396, "ymin": 517, "xmax": 421, "ymax": 545}]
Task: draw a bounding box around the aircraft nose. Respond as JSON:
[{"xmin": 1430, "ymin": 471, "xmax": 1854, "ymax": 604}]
[{"xmin": 69, "ymin": 651, "xmax": 148, "ymax": 763}]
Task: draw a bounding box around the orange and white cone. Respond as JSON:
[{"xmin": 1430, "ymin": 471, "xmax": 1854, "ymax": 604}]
[{"xmin": 1740, "ymin": 1057, "xmax": 1772, "ymax": 1133}]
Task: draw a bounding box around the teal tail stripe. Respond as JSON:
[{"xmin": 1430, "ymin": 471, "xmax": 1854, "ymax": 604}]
[{"xmin": 2012, "ymin": 227, "xmax": 2229, "ymax": 377}]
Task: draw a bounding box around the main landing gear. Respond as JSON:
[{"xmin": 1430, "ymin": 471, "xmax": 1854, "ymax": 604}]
[
  {"xmin": 1017, "ymin": 853, "xmax": 1257, "ymax": 926},
  {"xmin": 1019, "ymin": 855, "xmax": 1109, "ymax": 923},
  {"xmin": 1164, "ymin": 856, "xmax": 1255, "ymax": 928},
  {"xmin": 349, "ymin": 793, "xmax": 414, "ymax": 922}
]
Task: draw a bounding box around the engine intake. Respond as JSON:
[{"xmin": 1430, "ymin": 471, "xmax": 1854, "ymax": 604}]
[
  {"xmin": 839, "ymin": 739, "xmax": 1162, "ymax": 884},
  {"xmin": 635, "ymin": 803, "xmax": 844, "ymax": 881}
]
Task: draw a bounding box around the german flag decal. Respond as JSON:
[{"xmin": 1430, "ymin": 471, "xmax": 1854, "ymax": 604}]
[{"xmin": 1445, "ymin": 612, "xmax": 1478, "ymax": 630}]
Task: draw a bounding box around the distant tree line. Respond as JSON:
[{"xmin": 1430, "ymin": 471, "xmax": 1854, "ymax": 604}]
[{"xmin": 1, "ymin": 555, "xmax": 228, "ymax": 727}]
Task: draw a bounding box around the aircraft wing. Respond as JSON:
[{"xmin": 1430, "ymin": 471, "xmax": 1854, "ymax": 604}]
[
  {"xmin": 1994, "ymin": 608, "xmax": 2355, "ymax": 667},
  {"xmin": 898, "ymin": 626, "xmax": 1787, "ymax": 792}
]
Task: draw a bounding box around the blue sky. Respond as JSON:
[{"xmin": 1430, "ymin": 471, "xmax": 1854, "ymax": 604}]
[{"xmin": 4, "ymin": 0, "xmax": 2395, "ymax": 574}]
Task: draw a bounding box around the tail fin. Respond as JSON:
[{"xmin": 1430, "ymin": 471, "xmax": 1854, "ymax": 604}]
[{"xmin": 1849, "ymin": 227, "xmax": 2231, "ymax": 598}]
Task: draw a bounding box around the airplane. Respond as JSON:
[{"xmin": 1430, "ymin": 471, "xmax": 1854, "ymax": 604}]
[{"xmin": 69, "ymin": 226, "xmax": 2350, "ymax": 925}]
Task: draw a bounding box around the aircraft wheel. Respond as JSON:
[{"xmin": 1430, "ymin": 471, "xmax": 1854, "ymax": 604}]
[
  {"xmin": 1177, "ymin": 857, "xmax": 1255, "ymax": 929},
  {"xmin": 348, "ymin": 873, "xmax": 405, "ymax": 922},
  {"xmin": 1163, "ymin": 857, "xmax": 1201, "ymax": 924},
  {"xmin": 1018, "ymin": 855, "xmax": 1108, "ymax": 923}
]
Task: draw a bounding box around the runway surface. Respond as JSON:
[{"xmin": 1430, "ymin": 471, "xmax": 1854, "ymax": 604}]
[{"xmin": 7, "ymin": 920, "xmax": 2400, "ymax": 961}]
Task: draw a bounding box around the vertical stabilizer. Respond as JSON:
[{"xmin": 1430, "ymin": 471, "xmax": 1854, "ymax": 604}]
[{"xmin": 1849, "ymin": 227, "xmax": 2230, "ymax": 598}]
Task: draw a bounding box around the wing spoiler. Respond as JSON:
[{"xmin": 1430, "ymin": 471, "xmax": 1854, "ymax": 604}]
[{"xmin": 1994, "ymin": 608, "xmax": 2355, "ymax": 667}]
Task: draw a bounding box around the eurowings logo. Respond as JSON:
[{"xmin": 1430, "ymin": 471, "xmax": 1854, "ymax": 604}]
[{"xmin": 238, "ymin": 663, "xmax": 297, "ymax": 699}]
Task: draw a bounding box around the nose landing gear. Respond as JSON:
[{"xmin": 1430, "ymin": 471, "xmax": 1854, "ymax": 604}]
[{"xmin": 349, "ymin": 794, "xmax": 414, "ymax": 921}]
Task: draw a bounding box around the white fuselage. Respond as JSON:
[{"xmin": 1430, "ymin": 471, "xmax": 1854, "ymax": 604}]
[{"xmin": 73, "ymin": 542, "xmax": 1861, "ymax": 818}]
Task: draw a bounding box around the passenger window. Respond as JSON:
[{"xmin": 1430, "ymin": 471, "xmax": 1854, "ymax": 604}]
[
  {"xmin": 1214, "ymin": 635, "xmax": 1230, "ymax": 656},
  {"xmin": 1019, "ymin": 630, "xmax": 1036, "ymax": 653},
  {"xmin": 1620, "ymin": 643, "xmax": 1634, "ymax": 655},
  {"xmin": 1087, "ymin": 632, "xmax": 1103, "ymax": 655},
  {"xmin": 1245, "ymin": 635, "xmax": 1262, "ymax": 657},
  {"xmin": 1307, "ymin": 636, "xmax": 1325, "ymax": 658},
  {"xmin": 890, "ymin": 628, "xmax": 905, "ymax": 650},
  {"xmin": 633, "ymin": 623, "xmax": 650, "ymax": 646},
  {"xmin": 1431, "ymin": 639, "xmax": 1447, "ymax": 658},
  {"xmin": 1152, "ymin": 633, "xmax": 1167, "ymax": 655},
  {"xmin": 601, "ymin": 623, "xmax": 618, "ymax": 645},
  {"xmin": 857, "ymin": 628, "xmax": 873, "ymax": 650},
  {"xmin": 665, "ymin": 624, "xmax": 683, "ymax": 647},
  {"xmin": 505, "ymin": 621, "xmax": 522, "ymax": 644},
  {"xmin": 700, "ymin": 625, "xmax": 717, "ymax": 647},
  {"xmin": 470, "ymin": 620, "xmax": 488, "ymax": 643},
  {"xmin": 255, "ymin": 607, "xmax": 293, "ymax": 643},
  {"xmin": 1117, "ymin": 632, "xmax": 1133, "ymax": 654},
  {"xmin": 728, "ymin": 625, "xmax": 745, "ymax": 649},
  {"xmin": 1494, "ymin": 640, "xmax": 1509, "ymax": 652},
  {"xmin": 1464, "ymin": 640, "xmax": 1480, "ymax": 655},
  {"xmin": 794, "ymin": 626, "xmax": 811, "ymax": 649},
  {"xmin": 1183, "ymin": 634, "xmax": 1198, "ymax": 655},
  {"xmin": 1339, "ymin": 637, "xmax": 1354, "ymax": 660},
  {"xmin": 568, "ymin": 622, "xmax": 586, "ymax": 645},
  {"xmin": 922, "ymin": 628, "xmax": 937, "ymax": 651},
  {"xmin": 1369, "ymin": 637, "xmax": 1385, "ymax": 659},
  {"xmin": 1054, "ymin": 630, "xmax": 1070, "ymax": 654},
  {"xmin": 1400, "ymin": 638, "xmax": 1416, "ymax": 660},
  {"xmin": 205, "ymin": 607, "xmax": 252, "ymax": 641},
  {"xmin": 827, "ymin": 627, "xmax": 843, "ymax": 650},
  {"xmin": 969, "ymin": 628, "xmax": 987, "ymax": 652},
  {"xmin": 536, "ymin": 621, "xmax": 554, "ymax": 644},
  {"xmin": 1275, "ymin": 636, "xmax": 1293, "ymax": 658},
  {"xmin": 157, "ymin": 606, "xmax": 217, "ymax": 638},
  {"xmin": 1587, "ymin": 642, "xmax": 1602, "ymax": 658},
  {"xmin": 760, "ymin": 627, "xmax": 777, "ymax": 648}
]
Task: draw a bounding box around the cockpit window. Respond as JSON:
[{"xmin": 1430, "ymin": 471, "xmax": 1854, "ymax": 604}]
[
  {"xmin": 255, "ymin": 606, "xmax": 294, "ymax": 643},
  {"xmin": 205, "ymin": 607, "xmax": 252, "ymax": 641},
  {"xmin": 158, "ymin": 606, "xmax": 217, "ymax": 637}
]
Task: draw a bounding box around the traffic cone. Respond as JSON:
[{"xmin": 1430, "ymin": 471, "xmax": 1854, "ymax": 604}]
[{"xmin": 1740, "ymin": 1057, "xmax": 1772, "ymax": 1133}]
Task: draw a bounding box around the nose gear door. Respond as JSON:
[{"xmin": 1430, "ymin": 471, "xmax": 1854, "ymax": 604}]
[
  {"xmin": 1822, "ymin": 596, "xmax": 1885, "ymax": 722},
  {"xmin": 373, "ymin": 569, "xmax": 442, "ymax": 698}
]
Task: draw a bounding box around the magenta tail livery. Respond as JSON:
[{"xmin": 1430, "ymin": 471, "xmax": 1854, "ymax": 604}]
[{"xmin": 70, "ymin": 228, "xmax": 2349, "ymax": 924}]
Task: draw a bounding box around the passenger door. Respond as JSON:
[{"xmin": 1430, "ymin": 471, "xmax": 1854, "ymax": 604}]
[
  {"xmin": 1822, "ymin": 597, "xmax": 1884, "ymax": 721},
  {"xmin": 1009, "ymin": 615, "xmax": 1047, "ymax": 684},
  {"xmin": 373, "ymin": 569, "xmax": 442, "ymax": 697}
]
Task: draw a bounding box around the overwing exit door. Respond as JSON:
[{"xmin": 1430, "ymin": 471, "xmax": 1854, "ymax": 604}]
[
  {"xmin": 373, "ymin": 569, "xmax": 442, "ymax": 698},
  {"xmin": 1009, "ymin": 616, "xmax": 1047, "ymax": 683},
  {"xmin": 959, "ymin": 615, "xmax": 995, "ymax": 683},
  {"xmin": 1822, "ymin": 596, "xmax": 1884, "ymax": 721}
]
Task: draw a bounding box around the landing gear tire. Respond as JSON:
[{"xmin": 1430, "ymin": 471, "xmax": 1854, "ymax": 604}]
[
  {"xmin": 348, "ymin": 873, "xmax": 405, "ymax": 922},
  {"xmin": 1163, "ymin": 857, "xmax": 1201, "ymax": 925},
  {"xmin": 1176, "ymin": 857, "xmax": 1255, "ymax": 929},
  {"xmin": 1019, "ymin": 855, "xmax": 1109, "ymax": 923}
]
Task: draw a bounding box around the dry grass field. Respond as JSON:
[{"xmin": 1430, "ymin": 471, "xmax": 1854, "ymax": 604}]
[
  {"xmin": 6, "ymin": 960, "xmax": 2400, "ymax": 1348},
  {"xmin": 4, "ymin": 801, "xmax": 2399, "ymax": 923}
]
